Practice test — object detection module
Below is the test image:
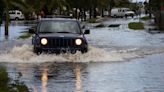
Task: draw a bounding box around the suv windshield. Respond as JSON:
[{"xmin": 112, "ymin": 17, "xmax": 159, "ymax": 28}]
[{"xmin": 39, "ymin": 20, "xmax": 81, "ymax": 34}]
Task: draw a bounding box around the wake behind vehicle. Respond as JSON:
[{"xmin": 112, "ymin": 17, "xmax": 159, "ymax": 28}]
[{"xmin": 29, "ymin": 18, "xmax": 90, "ymax": 54}]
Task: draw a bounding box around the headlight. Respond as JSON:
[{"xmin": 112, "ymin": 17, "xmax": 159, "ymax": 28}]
[
  {"xmin": 41, "ymin": 38, "xmax": 48, "ymax": 45},
  {"xmin": 75, "ymin": 39, "xmax": 82, "ymax": 45}
]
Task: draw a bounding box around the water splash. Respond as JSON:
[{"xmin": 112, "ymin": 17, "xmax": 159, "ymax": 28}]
[
  {"xmin": 0, "ymin": 44, "xmax": 164, "ymax": 63},
  {"xmin": 0, "ymin": 44, "xmax": 123, "ymax": 63}
]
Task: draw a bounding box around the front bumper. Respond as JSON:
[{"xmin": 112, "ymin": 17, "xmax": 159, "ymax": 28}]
[
  {"xmin": 36, "ymin": 46, "xmax": 87, "ymax": 53},
  {"xmin": 33, "ymin": 37, "xmax": 88, "ymax": 53}
]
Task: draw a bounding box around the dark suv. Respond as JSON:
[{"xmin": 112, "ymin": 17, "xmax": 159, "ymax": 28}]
[{"xmin": 29, "ymin": 18, "xmax": 90, "ymax": 54}]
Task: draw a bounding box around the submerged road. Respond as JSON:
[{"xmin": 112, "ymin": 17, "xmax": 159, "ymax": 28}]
[
  {"xmin": 3, "ymin": 53, "xmax": 164, "ymax": 92},
  {"xmin": 0, "ymin": 18, "xmax": 164, "ymax": 92}
]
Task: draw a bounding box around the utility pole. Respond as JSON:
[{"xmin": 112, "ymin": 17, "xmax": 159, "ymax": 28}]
[
  {"xmin": 5, "ymin": 2, "xmax": 9, "ymax": 37},
  {"xmin": 0, "ymin": 0, "xmax": 3, "ymax": 40},
  {"xmin": 138, "ymin": 2, "xmax": 142, "ymax": 22}
]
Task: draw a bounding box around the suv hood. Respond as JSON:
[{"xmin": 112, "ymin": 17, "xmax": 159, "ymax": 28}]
[{"xmin": 38, "ymin": 33, "xmax": 82, "ymax": 38}]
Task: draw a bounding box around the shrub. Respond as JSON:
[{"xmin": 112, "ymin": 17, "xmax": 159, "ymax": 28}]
[
  {"xmin": 128, "ymin": 22, "xmax": 144, "ymax": 30},
  {"xmin": 18, "ymin": 33, "xmax": 31, "ymax": 39},
  {"xmin": 140, "ymin": 16, "xmax": 151, "ymax": 21},
  {"xmin": 87, "ymin": 18, "xmax": 97, "ymax": 23},
  {"xmin": 0, "ymin": 66, "xmax": 29, "ymax": 92}
]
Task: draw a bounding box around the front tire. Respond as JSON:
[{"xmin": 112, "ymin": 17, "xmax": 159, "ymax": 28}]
[
  {"xmin": 131, "ymin": 14, "xmax": 134, "ymax": 18},
  {"xmin": 34, "ymin": 46, "xmax": 42, "ymax": 55},
  {"xmin": 81, "ymin": 48, "xmax": 88, "ymax": 54},
  {"xmin": 15, "ymin": 17, "xmax": 19, "ymax": 20}
]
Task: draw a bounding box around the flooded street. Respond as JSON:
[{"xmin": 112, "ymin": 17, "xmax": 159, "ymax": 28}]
[
  {"xmin": 1, "ymin": 18, "xmax": 164, "ymax": 92},
  {"xmin": 3, "ymin": 53, "xmax": 164, "ymax": 92}
]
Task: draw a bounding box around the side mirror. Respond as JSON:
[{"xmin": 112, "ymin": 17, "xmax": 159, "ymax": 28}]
[
  {"xmin": 84, "ymin": 29, "xmax": 90, "ymax": 34},
  {"xmin": 29, "ymin": 28, "xmax": 35, "ymax": 34}
]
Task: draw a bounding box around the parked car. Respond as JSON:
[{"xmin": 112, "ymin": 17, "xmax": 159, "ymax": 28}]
[
  {"xmin": 125, "ymin": 10, "xmax": 135, "ymax": 18},
  {"xmin": 9, "ymin": 10, "xmax": 25, "ymax": 20},
  {"xmin": 29, "ymin": 18, "xmax": 90, "ymax": 54},
  {"xmin": 111, "ymin": 8, "xmax": 135, "ymax": 18}
]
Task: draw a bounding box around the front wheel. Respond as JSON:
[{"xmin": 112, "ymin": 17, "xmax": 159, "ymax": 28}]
[
  {"xmin": 81, "ymin": 48, "xmax": 88, "ymax": 54},
  {"xmin": 125, "ymin": 14, "xmax": 128, "ymax": 18},
  {"xmin": 131, "ymin": 14, "xmax": 134, "ymax": 18},
  {"xmin": 33, "ymin": 46, "xmax": 42, "ymax": 55},
  {"xmin": 15, "ymin": 17, "xmax": 19, "ymax": 20}
]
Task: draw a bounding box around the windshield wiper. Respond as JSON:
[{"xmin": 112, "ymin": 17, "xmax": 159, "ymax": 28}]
[
  {"xmin": 39, "ymin": 31, "xmax": 54, "ymax": 33},
  {"xmin": 57, "ymin": 31, "xmax": 74, "ymax": 33}
]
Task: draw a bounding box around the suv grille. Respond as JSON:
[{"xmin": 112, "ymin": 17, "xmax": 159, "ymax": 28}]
[{"xmin": 42, "ymin": 38, "xmax": 76, "ymax": 48}]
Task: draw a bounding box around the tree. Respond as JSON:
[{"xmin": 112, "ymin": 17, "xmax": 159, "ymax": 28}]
[
  {"xmin": 97, "ymin": 0, "xmax": 110, "ymax": 17},
  {"xmin": 114, "ymin": 0, "xmax": 130, "ymax": 7},
  {"xmin": 149, "ymin": 0, "xmax": 160, "ymax": 11},
  {"xmin": 0, "ymin": 0, "xmax": 4, "ymax": 24},
  {"xmin": 144, "ymin": 1, "xmax": 149, "ymax": 14},
  {"xmin": 149, "ymin": 0, "xmax": 163, "ymax": 30}
]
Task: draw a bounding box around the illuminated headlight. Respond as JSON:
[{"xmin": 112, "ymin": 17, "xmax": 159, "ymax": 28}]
[
  {"xmin": 41, "ymin": 38, "xmax": 48, "ymax": 45},
  {"xmin": 75, "ymin": 39, "xmax": 82, "ymax": 45}
]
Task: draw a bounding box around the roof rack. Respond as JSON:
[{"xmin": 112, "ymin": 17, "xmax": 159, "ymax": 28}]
[{"xmin": 44, "ymin": 15, "xmax": 73, "ymax": 19}]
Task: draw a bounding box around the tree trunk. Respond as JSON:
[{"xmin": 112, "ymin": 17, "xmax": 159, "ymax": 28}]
[
  {"xmin": 75, "ymin": 8, "xmax": 77, "ymax": 19},
  {"xmin": 5, "ymin": 4, "xmax": 9, "ymax": 37},
  {"xmin": 93, "ymin": 7, "xmax": 97, "ymax": 18},
  {"xmin": 89, "ymin": 8, "xmax": 92, "ymax": 19},
  {"xmin": 101, "ymin": 8, "xmax": 104, "ymax": 17},
  {"xmin": 109, "ymin": 0, "xmax": 114, "ymax": 16},
  {"xmin": 84, "ymin": 10, "xmax": 86, "ymax": 21},
  {"xmin": 59, "ymin": 7, "xmax": 62, "ymax": 15}
]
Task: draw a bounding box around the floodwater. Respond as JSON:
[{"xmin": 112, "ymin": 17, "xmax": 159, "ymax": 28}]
[
  {"xmin": 4, "ymin": 53, "xmax": 164, "ymax": 92},
  {"xmin": 0, "ymin": 18, "xmax": 164, "ymax": 92},
  {"xmin": 0, "ymin": 21, "xmax": 36, "ymax": 41},
  {"xmin": 1, "ymin": 18, "xmax": 164, "ymax": 63}
]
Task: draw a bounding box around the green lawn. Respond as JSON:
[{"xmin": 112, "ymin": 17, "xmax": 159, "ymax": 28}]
[
  {"xmin": 140, "ymin": 16, "xmax": 151, "ymax": 21},
  {"xmin": 128, "ymin": 22, "xmax": 144, "ymax": 30},
  {"xmin": 87, "ymin": 18, "xmax": 98, "ymax": 23},
  {"xmin": 18, "ymin": 32, "xmax": 31, "ymax": 39},
  {"xmin": 0, "ymin": 66, "xmax": 29, "ymax": 92}
]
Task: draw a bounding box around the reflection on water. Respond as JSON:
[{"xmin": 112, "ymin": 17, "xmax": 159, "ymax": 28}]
[
  {"xmin": 4, "ymin": 58, "xmax": 164, "ymax": 92},
  {"xmin": 40, "ymin": 64, "xmax": 83, "ymax": 92},
  {"xmin": 0, "ymin": 21, "xmax": 36, "ymax": 41},
  {"xmin": 19, "ymin": 63, "xmax": 87, "ymax": 92},
  {"xmin": 0, "ymin": 25, "xmax": 30, "ymax": 41},
  {"xmin": 41, "ymin": 69, "xmax": 48, "ymax": 92},
  {"xmin": 75, "ymin": 64, "xmax": 82, "ymax": 92}
]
